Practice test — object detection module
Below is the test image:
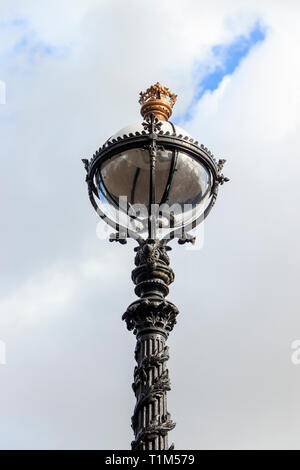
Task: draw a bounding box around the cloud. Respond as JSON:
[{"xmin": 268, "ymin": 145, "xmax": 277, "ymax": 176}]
[
  {"xmin": 176, "ymin": 21, "xmax": 266, "ymax": 122},
  {"xmin": 1, "ymin": 0, "xmax": 300, "ymax": 450}
]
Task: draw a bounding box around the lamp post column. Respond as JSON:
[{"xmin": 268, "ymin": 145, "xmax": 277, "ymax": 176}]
[
  {"xmin": 83, "ymin": 83, "xmax": 229, "ymax": 450},
  {"xmin": 122, "ymin": 239, "xmax": 178, "ymax": 450}
]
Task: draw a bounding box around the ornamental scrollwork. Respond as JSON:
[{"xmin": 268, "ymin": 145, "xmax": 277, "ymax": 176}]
[
  {"xmin": 134, "ymin": 239, "xmax": 171, "ymax": 267},
  {"xmin": 142, "ymin": 113, "xmax": 163, "ymax": 135},
  {"xmin": 123, "ymin": 299, "xmax": 179, "ymax": 336}
]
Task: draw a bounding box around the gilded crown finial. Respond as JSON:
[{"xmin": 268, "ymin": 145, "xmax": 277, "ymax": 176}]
[{"xmin": 139, "ymin": 82, "xmax": 177, "ymax": 121}]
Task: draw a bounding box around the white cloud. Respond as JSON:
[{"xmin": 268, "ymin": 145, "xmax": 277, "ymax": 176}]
[
  {"xmin": 1, "ymin": 0, "xmax": 300, "ymax": 450},
  {"xmin": 0, "ymin": 251, "xmax": 129, "ymax": 328}
]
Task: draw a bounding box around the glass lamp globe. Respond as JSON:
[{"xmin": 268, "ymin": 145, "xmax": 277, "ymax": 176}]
[
  {"xmin": 95, "ymin": 122, "xmax": 212, "ymax": 238},
  {"xmin": 86, "ymin": 83, "xmax": 223, "ymax": 242}
]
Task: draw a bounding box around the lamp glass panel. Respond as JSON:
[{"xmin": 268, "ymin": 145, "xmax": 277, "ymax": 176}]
[{"xmin": 95, "ymin": 147, "xmax": 212, "ymax": 235}]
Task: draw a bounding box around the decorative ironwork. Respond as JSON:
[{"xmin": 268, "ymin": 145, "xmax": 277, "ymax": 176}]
[
  {"xmin": 82, "ymin": 84, "xmax": 229, "ymax": 450},
  {"xmin": 142, "ymin": 113, "xmax": 163, "ymax": 135},
  {"xmin": 217, "ymin": 174, "xmax": 230, "ymax": 185},
  {"xmin": 83, "ymin": 130, "xmax": 229, "ymax": 244},
  {"xmin": 123, "ymin": 299, "xmax": 178, "ymax": 336},
  {"xmin": 216, "ymin": 159, "xmax": 230, "ymax": 185},
  {"xmin": 122, "ymin": 239, "xmax": 178, "ymax": 450},
  {"xmin": 81, "ymin": 158, "xmax": 89, "ymax": 174},
  {"xmin": 134, "ymin": 239, "xmax": 170, "ymax": 267},
  {"xmin": 129, "ymin": 330, "xmax": 176, "ymax": 450},
  {"xmin": 86, "ymin": 122, "xmax": 222, "ymax": 177},
  {"xmin": 217, "ymin": 158, "xmax": 226, "ymax": 171}
]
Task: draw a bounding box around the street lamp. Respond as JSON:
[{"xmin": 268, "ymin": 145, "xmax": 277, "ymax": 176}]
[{"xmin": 82, "ymin": 83, "xmax": 229, "ymax": 450}]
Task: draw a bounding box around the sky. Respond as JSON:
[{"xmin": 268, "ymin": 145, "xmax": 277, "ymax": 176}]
[{"xmin": 0, "ymin": 0, "xmax": 300, "ymax": 450}]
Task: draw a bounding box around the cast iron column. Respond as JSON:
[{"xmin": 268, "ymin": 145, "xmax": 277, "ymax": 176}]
[{"xmin": 122, "ymin": 239, "xmax": 178, "ymax": 450}]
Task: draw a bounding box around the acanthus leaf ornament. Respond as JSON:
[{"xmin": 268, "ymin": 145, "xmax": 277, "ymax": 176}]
[{"xmin": 217, "ymin": 174, "xmax": 230, "ymax": 185}]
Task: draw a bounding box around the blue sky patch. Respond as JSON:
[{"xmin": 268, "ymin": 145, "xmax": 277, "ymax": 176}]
[
  {"xmin": 174, "ymin": 22, "xmax": 266, "ymax": 123},
  {"xmin": 13, "ymin": 34, "xmax": 64, "ymax": 60},
  {"xmin": 0, "ymin": 16, "xmax": 28, "ymax": 29},
  {"xmin": 1, "ymin": 15, "xmax": 69, "ymax": 65}
]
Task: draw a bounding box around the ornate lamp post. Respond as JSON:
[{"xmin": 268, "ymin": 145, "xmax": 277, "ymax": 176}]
[{"xmin": 82, "ymin": 83, "xmax": 229, "ymax": 450}]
